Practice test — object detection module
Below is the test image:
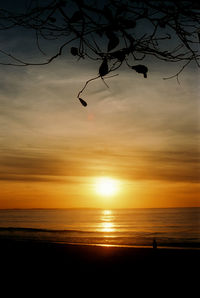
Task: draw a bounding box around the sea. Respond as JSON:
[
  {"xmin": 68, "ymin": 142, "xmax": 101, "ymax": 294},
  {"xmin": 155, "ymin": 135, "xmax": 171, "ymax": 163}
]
[{"xmin": 0, "ymin": 208, "xmax": 199, "ymax": 248}]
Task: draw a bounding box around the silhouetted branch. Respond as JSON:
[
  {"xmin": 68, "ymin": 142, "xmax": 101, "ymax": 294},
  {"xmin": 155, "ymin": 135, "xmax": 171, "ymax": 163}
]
[{"xmin": 0, "ymin": 0, "xmax": 199, "ymax": 106}]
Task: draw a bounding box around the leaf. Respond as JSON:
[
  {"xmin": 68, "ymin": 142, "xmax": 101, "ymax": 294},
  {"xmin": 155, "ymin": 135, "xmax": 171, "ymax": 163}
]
[
  {"xmin": 71, "ymin": 47, "xmax": 79, "ymax": 56},
  {"xmin": 57, "ymin": 0, "xmax": 66, "ymax": 7},
  {"xmin": 79, "ymin": 97, "xmax": 87, "ymax": 107},
  {"xmin": 99, "ymin": 58, "xmax": 109, "ymax": 77},
  {"xmin": 158, "ymin": 20, "xmax": 166, "ymax": 28},
  {"xmin": 143, "ymin": 8, "xmax": 148, "ymax": 17},
  {"xmin": 96, "ymin": 28, "xmax": 104, "ymax": 37},
  {"xmin": 119, "ymin": 18, "xmax": 136, "ymax": 29},
  {"xmin": 106, "ymin": 31, "xmax": 119, "ymax": 52},
  {"xmin": 110, "ymin": 50, "xmax": 125, "ymax": 62},
  {"xmin": 49, "ymin": 17, "xmax": 56, "ymax": 23},
  {"xmin": 103, "ymin": 7, "xmax": 113, "ymax": 21},
  {"xmin": 116, "ymin": 4, "xmax": 127, "ymax": 16},
  {"xmin": 131, "ymin": 65, "xmax": 148, "ymax": 78},
  {"xmin": 71, "ymin": 11, "xmax": 82, "ymax": 23},
  {"xmin": 60, "ymin": 0, "xmax": 66, "ymax": 7}
]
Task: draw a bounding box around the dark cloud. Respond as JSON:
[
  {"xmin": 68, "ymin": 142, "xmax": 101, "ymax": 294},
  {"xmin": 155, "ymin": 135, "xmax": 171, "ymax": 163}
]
[
  {"xmin": 123, "ymin": 150, "xmax": 199, "ymax": 183},
  {"xmin": 0, "ymin": 149, "xmax": 86, "ymax": 183},
  {"xmin": 0, "ymin": 174, "xmax": 64, "ymax": 183},
  {"xmin": 83, "ymin": 148, "xmax": 200, "ymax": 183}
]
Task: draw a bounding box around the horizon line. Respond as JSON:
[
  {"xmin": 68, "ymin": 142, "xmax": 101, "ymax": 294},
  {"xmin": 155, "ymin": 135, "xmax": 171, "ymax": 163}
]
[{"xmin": 0, "ymin": 206, "xmax": 199, "ymax": 211}]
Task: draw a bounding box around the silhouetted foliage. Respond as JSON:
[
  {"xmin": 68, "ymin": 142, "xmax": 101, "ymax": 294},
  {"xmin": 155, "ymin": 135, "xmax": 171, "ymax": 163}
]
[
  {"xmin": 99, "ymin": 58, "xmax": 109, "ymax": 77},
  {"xmin": 0, "ymin": 0, "xmax": 199, "ymax": 106}
]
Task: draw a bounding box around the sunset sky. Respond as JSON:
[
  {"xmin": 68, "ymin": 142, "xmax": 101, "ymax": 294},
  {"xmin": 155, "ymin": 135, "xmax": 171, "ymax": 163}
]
[{"xmin": 0, "ymin": 1, "xmax": 199, "ymax": 209}]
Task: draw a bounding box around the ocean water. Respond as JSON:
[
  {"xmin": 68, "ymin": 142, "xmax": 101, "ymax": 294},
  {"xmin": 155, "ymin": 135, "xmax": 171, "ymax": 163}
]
[{"xmin": 0, "ymin": 208, "xmax": 199, "ymax": 248}]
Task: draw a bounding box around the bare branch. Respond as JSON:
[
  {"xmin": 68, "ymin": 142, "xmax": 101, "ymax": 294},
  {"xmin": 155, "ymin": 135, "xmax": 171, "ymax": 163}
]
[{"xmin": 0, "ymin": 0, "xmax": 199, "ymax": 105}]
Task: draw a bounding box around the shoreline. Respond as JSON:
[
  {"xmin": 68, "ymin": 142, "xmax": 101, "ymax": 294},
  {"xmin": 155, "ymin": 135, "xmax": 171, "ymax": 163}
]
[
  {"xmin": 1, "ymin": 234, "xmax": 199, "ymax": 250},
  {"xmin": 1, "ymin": 231, "xmax": 200, "ymax": 249},
  {"xmin": 56, "ymin": 241, "xmax": 200, "ymax": 250},
  {"xmin": 1, "ymin": 237, "xmax": 199, "ymax": 262}
]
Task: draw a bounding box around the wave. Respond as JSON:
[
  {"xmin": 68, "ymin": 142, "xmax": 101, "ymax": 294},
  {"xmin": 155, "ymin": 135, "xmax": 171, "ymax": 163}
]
[
  {"xmin": 0, "ymin": 226, "xmax": 199, "ymax": 249},
  {"xmin": 0, "ymin": 226, "xmax": 92, "ymax": 234}
]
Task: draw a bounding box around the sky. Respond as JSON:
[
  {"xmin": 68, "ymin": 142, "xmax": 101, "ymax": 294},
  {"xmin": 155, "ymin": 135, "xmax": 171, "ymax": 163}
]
[{"xmin": 0, "ymin": 1, "xmax": 199, "ymax": 209}]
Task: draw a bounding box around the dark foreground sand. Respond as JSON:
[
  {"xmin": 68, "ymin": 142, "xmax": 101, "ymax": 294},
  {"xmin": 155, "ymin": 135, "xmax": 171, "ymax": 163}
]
[{"xmin": 0, "ymin": 239, "xmax": 199, "ymax": 293}]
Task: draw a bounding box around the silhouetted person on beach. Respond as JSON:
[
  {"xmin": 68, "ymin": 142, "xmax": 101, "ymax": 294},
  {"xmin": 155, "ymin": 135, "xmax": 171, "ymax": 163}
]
[{"xmin": 153, "ymin": 239, "xmax": 157, "ymax": 249}]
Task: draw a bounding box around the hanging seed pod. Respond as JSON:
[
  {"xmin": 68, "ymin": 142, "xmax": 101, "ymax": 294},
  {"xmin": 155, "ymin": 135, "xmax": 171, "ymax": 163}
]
[
  {"xmin": 71, "ymin": 47, "xmax": 79, "ymax": 56},
  {"xmin": 131, "ymin": 65, "xmax": 148, "ymax": 78},
  {"xmin": 78, "ymin": 97, "xmax": 87, "ymax": 107}
]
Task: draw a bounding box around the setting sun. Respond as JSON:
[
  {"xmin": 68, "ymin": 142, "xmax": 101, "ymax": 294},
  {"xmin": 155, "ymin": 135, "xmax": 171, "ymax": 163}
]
[{"xmin": 95, "ymin": 177, "xmax": 119, "ymax": 197}]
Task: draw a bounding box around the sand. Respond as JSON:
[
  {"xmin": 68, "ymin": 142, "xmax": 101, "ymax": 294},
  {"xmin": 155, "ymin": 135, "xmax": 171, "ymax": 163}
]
[{"xmin": 0, "ymin": 239, "xmax": 199, "ymax": 292}]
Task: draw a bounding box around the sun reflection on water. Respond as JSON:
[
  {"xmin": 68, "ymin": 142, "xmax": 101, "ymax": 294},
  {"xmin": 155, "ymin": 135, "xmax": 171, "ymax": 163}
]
[{"xmin": 100, "ymin": 210, "xmax": 115, "ymax": 233}]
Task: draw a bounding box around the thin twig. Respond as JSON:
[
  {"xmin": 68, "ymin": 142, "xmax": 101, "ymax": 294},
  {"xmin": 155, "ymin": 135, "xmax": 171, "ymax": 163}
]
[
  {"xmin": 163, "ymin": 59, "xmax": 192, "ymax": 83},
  {"xmin": 35, "ymin": 30, "xmax": 46, "ymax": 56},
  {"xmin": 77, "ymin": 75, "xmax": 101, "ymax": 98},
  {"xmin": 101, "ymin": 77, "xmax": 110, "ymax": 88}
]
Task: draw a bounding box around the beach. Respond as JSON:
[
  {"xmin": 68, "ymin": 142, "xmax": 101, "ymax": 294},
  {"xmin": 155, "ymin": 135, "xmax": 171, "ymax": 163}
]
[
  {"xmin": 1, "ymin": 208, "xmax": 199, "ymax": 292},
  {"xmin": 1, "ymin": 238, "xmax": 199, "ymax": 290}
]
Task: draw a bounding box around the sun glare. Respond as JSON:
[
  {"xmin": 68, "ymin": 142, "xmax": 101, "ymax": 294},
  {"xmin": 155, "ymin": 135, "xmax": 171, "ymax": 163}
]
[{"xmin": 95, "ymin": 177, "xmax": 119, "ymax": 197}]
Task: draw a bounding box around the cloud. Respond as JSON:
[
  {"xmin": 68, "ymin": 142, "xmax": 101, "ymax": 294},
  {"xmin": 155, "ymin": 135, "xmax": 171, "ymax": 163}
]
[
  {"xmin": 0, "ymin": 42, "xmax": 199, "ymax": 187},
  {"xmin": 1, "ymin": 144, "xmax": 198, "ymax": 184},
  {"xmin": 79, "ymin": 147, "xmax": 200, "ymax": 183},
  {"xmin": 0, "ymin": 147, "xmax": 87, "ymax": 183}
]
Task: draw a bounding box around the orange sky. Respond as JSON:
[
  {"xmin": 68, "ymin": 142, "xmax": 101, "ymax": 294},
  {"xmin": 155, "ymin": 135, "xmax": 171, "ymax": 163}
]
[{"xmin": 0, "ymin": 60, "xmax": 199, "ymax": 209}]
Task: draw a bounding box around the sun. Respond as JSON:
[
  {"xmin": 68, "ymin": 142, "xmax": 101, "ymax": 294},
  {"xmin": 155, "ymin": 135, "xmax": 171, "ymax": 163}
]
[{"xmin": 95, "ymin": 177, "xmax": 119, "ymax": 197}]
